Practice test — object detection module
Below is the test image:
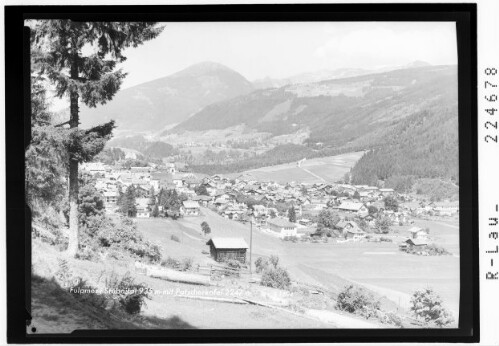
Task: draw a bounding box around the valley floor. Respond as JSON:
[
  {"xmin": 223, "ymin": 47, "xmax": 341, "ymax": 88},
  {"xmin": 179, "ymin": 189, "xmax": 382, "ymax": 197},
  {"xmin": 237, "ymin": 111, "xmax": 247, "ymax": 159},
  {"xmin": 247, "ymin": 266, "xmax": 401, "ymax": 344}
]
[
  {"xmin": 228, "ymin": 151, "xmax": 365, "ymax": 184},
  {"xmin": 29, "ymin": 207, "xmax": 459, "ymax": 332},
  {"xmin": 138, "ymin": 208, "xmax": 460, "ymax": 318}
]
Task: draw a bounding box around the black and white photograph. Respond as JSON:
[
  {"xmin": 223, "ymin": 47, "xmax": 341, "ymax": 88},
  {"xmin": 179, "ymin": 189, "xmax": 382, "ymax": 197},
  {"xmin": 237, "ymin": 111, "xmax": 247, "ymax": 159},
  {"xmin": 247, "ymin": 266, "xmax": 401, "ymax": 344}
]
[{"xmin": 24, "ymin": 17, "xmax": 465, "ymax": 333}]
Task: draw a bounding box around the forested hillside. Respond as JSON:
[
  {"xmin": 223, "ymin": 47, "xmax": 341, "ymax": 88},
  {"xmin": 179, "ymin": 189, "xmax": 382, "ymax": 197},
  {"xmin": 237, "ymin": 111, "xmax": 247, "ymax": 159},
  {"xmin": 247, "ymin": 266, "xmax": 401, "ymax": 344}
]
[
  {"xmin": 350, "ymin": 106, "xmax": 459, "ymax": 198},
  {"xmin": 172, "ymin": 66, "xmax": 457, "ymax": 148}
]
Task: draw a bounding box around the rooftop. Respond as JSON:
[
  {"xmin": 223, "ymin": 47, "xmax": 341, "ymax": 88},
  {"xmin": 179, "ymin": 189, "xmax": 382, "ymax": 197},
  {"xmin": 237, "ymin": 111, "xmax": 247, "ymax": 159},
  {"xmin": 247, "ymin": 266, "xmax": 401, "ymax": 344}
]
[
  {"xmin": 338, "ymin": 202, "xmax": 365, "ymax": 211},
  {"xmin": 206, "ymin": 237, "xmax": 248, "ymax": 249},
  {"xmin": 183, "ymin": 200, "xmax": 200, "ymax": 209},
  {"xmin": 267, "ymin": 217, "xmax": 296, "ymax": 228}
]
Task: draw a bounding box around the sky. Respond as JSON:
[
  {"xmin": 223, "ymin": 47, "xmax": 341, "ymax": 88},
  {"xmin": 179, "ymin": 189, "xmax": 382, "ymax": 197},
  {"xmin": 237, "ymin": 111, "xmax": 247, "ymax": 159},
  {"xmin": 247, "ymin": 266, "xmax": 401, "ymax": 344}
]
[{"xmin": 117, "ymin": 21, "xmax": 458, "ymax": 88}]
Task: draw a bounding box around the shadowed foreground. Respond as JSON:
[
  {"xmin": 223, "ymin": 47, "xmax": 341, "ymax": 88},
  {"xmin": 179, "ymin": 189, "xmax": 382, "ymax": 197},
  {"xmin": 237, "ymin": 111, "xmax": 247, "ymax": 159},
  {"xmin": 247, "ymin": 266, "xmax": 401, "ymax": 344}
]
[{"xmin": 29, "ymin": 274, "xmax": 195, "ymax": 334}]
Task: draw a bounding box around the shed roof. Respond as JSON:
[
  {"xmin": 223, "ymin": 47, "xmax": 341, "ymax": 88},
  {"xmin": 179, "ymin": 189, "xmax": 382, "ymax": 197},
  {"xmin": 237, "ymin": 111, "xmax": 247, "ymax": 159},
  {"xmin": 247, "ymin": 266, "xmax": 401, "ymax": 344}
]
[
  {"xmin": 267, "ymin": 217, "xmax": 296, "ymax": 228},
  {"xmin": 408, "ymin": 226, "xmax": 424, "ymax": 234},
  {"xmin": 206, "ymin": 237, "xmax": 248, "ymax": 249},
  {"xmin": 338, "ymin": 202, "xmax": 365, "ymax": 211},
  {"xmin": 183, "ymin": 200, "xmax": 200, "ymax": 209},
  {"xmin": 405, "ymin": 238, "xmax": 428, "ymax": 246}
]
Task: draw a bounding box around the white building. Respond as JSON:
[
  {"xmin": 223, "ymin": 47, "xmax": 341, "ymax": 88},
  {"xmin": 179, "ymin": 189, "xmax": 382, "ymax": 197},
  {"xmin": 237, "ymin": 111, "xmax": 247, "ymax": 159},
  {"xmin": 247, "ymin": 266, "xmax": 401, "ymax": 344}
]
[{"xmin": 266, "ymin": 217, "xmax": 297, "ymax": 238}]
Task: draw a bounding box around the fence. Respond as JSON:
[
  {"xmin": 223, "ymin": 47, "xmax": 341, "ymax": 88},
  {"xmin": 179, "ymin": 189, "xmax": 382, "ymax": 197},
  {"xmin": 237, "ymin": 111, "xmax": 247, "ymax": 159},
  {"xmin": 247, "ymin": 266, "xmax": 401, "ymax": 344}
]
[{"xmin": 197, "ymin": 263, "xmax": 243, "ymax": 279}]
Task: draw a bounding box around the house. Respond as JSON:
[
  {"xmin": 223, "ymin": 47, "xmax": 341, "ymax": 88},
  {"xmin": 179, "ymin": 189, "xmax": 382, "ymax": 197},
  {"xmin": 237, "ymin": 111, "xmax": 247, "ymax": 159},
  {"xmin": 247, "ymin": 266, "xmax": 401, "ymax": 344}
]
[
  {"xmin": 379, "ymin": 188, "xmax": 395, "ymax": 196},
  {"xmin": 192, "ymin": 195, "xmax": 212, "ymax": 207},
  {"xmin": 181, "ymin": 200, "xmax": 201, "ymax": 216},
  {"xmin": 337, "ymin": 202, "xmax": 369, "ymax": 216},
  {"xmin": 175, "ymin": 162, "xmax": 189, "ymax": 173},
  {"xmin": 130, "ymin": 166, "xmax": 152, "ymax": 173},
  {"xmin": 434, "ymin": 202, "xmax": 459, "ymax": 216},
  {"xmin": 405, "ymin": 238, "xmax": 428, "ymax": 249},
  {"xmin": 408, "ymin": 226, "xmax": 428, "ymax": 240},
  {"xmin": 370, "ymin": 200, "xmax": 385, "ymax": 213},
  {"xmin": 335, "ymin": 220, "xmax": 361, "ymax": 234},
  {"xmin": 206, "ymin": 237, "xmax": 248, "ymax": 263},
  {"xmin": 81, "ymin": 162, "xmax": 106, "ymax": 175},
  {"xmin": 184, "ymin": 176, "xmax": 203, "ymax": 189},
  {"xmin": 253, "ymin": 205, "xmax": 268, "ymax": 217},
  {"xmin": 163, "ymin": 162, "xmax": 176, "ymax": 174},
  {"xmin": 345, "ymin": 228, "xmax": 367, "ymax": 241},
  {"xmin": 266, "ymin": 217, "xmax": 297, "ymax": 238},
  {"xmin": 135, "ymin": 198, "xmax": 150, "ymax": 218},
  {"xmin": 103, "ymin": 191, "xmax": 118, "ymax": 207},
  {"xmin": 298, "ymin": 218, "xmax": 314, "ymax": 226}
]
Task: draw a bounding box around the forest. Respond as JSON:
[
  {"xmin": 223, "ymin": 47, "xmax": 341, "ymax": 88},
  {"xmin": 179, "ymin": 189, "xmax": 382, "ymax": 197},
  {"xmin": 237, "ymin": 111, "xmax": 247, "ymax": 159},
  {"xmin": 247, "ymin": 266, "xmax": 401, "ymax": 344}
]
[{"xmin": 350, "ymin": 106, "xmax": 459, "ymax": 199}]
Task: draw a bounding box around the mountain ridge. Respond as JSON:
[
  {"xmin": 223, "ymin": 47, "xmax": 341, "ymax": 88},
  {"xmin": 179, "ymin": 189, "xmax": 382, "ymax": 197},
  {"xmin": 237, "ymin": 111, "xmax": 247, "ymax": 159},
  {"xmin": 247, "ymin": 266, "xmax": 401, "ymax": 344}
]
[
  {"xmin": 171, "ymin": 65, "xmax": 457, "ymax": 148},
  {"xmin": 79, "ymin": 61, "xmax": 254, "ymax": 132}
]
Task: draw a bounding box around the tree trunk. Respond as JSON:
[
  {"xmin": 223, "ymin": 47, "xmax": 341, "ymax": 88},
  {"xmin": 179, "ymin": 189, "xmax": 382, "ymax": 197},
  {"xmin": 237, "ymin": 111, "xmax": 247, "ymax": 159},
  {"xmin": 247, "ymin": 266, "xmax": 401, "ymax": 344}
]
[{"xmin": 67, "ymin": 62, "xmax": 80, "ymax": 257}]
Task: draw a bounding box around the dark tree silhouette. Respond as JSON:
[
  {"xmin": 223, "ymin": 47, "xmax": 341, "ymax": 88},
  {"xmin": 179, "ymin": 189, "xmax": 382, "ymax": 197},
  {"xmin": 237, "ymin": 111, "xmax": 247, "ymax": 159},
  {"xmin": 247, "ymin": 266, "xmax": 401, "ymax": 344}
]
[{"xmin": 30, "ymin": 20, "xmax": 163, "ymax": 256}]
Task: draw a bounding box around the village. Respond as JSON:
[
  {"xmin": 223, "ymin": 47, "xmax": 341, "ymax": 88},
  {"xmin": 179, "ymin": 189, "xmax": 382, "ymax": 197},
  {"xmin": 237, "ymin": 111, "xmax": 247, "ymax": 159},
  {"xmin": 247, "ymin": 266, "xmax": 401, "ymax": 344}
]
[{"xmin": 82, "ymin": 159, "xmax": 460, "ymax": 255}]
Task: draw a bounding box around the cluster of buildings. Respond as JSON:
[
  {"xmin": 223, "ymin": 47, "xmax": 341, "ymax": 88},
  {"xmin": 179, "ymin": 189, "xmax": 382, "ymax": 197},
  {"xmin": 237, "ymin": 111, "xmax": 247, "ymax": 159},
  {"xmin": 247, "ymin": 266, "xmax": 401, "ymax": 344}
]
[{"xmin": 83, "ymin": 161, "xmax": 458, "ymax": 240}]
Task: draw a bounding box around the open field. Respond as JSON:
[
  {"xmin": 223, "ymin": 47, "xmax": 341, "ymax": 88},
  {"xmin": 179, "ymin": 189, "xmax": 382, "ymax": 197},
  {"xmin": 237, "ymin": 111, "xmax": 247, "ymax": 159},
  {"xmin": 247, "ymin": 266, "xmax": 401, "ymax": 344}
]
[
  {"xmin": 136, "ymin": 209, "xmax": 460, "ymax": 319},
  {"xmin": 234, "ymin": 151, "xmax": 365, "ymax": 183},
  {"xmin": 31, "ymin": 239, "xmax": 335, "ymax": 331}
]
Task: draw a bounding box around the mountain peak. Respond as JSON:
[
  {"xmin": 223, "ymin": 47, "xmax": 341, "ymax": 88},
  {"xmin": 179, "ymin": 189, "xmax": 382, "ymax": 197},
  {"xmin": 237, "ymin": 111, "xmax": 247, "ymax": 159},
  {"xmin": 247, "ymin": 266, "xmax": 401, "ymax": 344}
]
[
  {"xmin": 80, "ymin": 61, "xmax": 254, "ymax": 131},
  {"xmin": 174, "ymin": 61, "xmax": 235, "ymax": 76}
]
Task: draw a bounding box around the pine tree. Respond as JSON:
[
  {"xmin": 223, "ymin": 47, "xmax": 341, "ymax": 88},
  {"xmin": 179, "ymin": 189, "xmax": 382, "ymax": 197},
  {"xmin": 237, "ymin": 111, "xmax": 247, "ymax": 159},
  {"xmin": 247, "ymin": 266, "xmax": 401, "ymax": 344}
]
[
  {"xmin": 25, "ymin": 76, "xmax": 67, "ymax": 214},
  {"xmin": 288, "ymin": 206, "xmax": 296, "ymax": 223},
  {"xmin": 148, "ymin": 186, "xmax": 156, "ymax": 205},
  {"xmin": 30, "ymin": 20, "xmax": 164, "ymax": 256},
  {"xmin": 201, "ymin": 221, "xmax": 211, "ymax": 236},
  {"xmin": 152, "ymin": 204, "xmax": 159, "ymax": 218},
  {"xmin": 122, "ymin": 185, "xmax": 137, "ymax": 218}
]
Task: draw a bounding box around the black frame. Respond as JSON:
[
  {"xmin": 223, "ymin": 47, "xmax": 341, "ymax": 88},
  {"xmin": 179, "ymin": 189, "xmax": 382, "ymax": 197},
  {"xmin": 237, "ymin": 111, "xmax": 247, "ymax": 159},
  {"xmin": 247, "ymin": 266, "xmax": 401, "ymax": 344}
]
[{"xmin": 5, "ymin": 3, "xmax": 478, "ymax": 343}]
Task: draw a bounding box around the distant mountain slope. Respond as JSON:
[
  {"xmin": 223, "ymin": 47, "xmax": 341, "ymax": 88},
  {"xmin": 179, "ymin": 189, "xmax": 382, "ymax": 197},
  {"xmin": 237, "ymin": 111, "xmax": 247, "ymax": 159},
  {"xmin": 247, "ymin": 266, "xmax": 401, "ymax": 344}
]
[
  {"xmin": 79, "ymin": 61, "xmax": 254, "ymax": 132},
  {"xmin": 252, "ymin": 67, "xmax": 372, "ymax": 89},
  {"xmin": 350, "ymin": 106, "xmax": 459, "ymax": 189},
  {"xmin": 251, "ymin": 61, "xmax": 432, "ymax": 89},
  {"xmin": 172, "ymin": 65, "xmax": 457, "ymax": 148}
]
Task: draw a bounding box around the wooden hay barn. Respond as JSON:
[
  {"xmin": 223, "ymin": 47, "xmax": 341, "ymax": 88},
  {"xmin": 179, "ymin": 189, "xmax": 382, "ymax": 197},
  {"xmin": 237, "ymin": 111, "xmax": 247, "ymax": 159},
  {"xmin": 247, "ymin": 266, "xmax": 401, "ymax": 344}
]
[{"xmin": 206, "ymin": 237, "xmax": 248, "ymax": 263}]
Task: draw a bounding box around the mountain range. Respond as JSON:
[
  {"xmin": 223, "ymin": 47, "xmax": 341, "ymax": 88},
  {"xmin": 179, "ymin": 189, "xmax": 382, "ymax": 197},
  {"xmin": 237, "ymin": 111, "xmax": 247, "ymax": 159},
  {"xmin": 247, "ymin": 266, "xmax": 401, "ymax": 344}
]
[
  {"xmin": 78, "ymin": 60, "xmax": 436, "ymax": 136},
  {"xmin": 251, "ymin": 60, "xmax": 431, "ymax": 89},
  {"xmin": 88, "ymin": 60, "xmax": 458, "ymax": 191},
  {"xmin": 172, "ymin": 64, "xmax": 457, "ymax": 148},
  {"xmin": 79, "ymin": 61, "xmax": 254, "ymax": 133}
]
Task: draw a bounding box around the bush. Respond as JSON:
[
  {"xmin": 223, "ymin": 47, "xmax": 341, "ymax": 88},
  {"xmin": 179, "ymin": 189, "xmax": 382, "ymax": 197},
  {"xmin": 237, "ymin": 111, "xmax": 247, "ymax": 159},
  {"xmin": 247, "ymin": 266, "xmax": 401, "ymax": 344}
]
[
  {"xmin": 225, "ymin": 259, "xmax": 241, "ymax": 270},
  {"xmin": 269, "ymin": 255, "xmax": 280, "ymax": 268},
  {"xmin": 125, "ymin": 241, "xmax": 162, "ymax": 263},
  {"xmin": 336, "ymin": 285, "xmax": 381, "ymax": 319},
  {"xmin": 425, "ymin": 244, "xmax": 451, "ymax": 256},
  {"xmin": 410, "ymin": 288, "xmax": 454, "ymax": 327},
  {"xmin": 406, "ymin": 244, "xmax": 451, "ymax": 256},
  {"xmin": 375, "ymin": 217, "xmax": 393, "ymax": 234},
  {"xmin": 105, "ymin": 272, "xmax": 150, "ymax": 315},
  {"xmin": 261, "ymin": 267, "xmax": 291, "ymax": 290},
  {"xmin": 55, "ymin": 258, "xmax": 74, "ymax": 287},
  {"xmin": 161, "ymin": 256, "xmax": 180, "ymax": 269},
  {"xmin": 377, "ymin": 311, "xmax": 404, "ymax": 327},
  {"xmin": 255, "ymin": 256, "xmax": 271, "ymax": 273},
  {"xmin": 170, "ymin": 234, "xmax": 180, "ymax": 243},
  {"xmin": 179, "ymin": 257, "xmax": 194, "ymax": 271},
  {"xmin": 282, "ymin": 235, "xmax": 298, "ymax": 242},
  {"xmin": 161, "ymin": 256, "xmax": 193, "ymax": 271},
  {"xmin": 85, "ymin": 215, "xmax": 162, "ymax": 263},
  {"xmin": 75, "ymin": 246, "xmax": 99, "ymax": 261}
]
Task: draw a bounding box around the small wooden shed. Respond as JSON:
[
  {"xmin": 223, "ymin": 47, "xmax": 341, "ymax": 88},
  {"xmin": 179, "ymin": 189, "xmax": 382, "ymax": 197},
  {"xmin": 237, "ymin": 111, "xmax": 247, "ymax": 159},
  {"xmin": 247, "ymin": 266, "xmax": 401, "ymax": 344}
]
[{"xmin": 206, "ymin": 237, "xmax": 248, "ymax": 263}]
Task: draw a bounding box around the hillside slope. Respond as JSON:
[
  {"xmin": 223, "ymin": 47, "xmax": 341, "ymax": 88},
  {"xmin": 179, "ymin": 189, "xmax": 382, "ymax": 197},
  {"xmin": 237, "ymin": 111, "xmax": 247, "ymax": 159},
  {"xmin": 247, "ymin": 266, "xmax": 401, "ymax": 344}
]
[
  {"xmin": 173, "ymin": 65, "xmax": 457, "ymax": 147},
  {"xmin": 79, "ymin": 61, "xmax": 254, "ymax": 132},
  {"xmin": 350, "ymin": 106, "xmax": 459, "ymax": 194}
]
